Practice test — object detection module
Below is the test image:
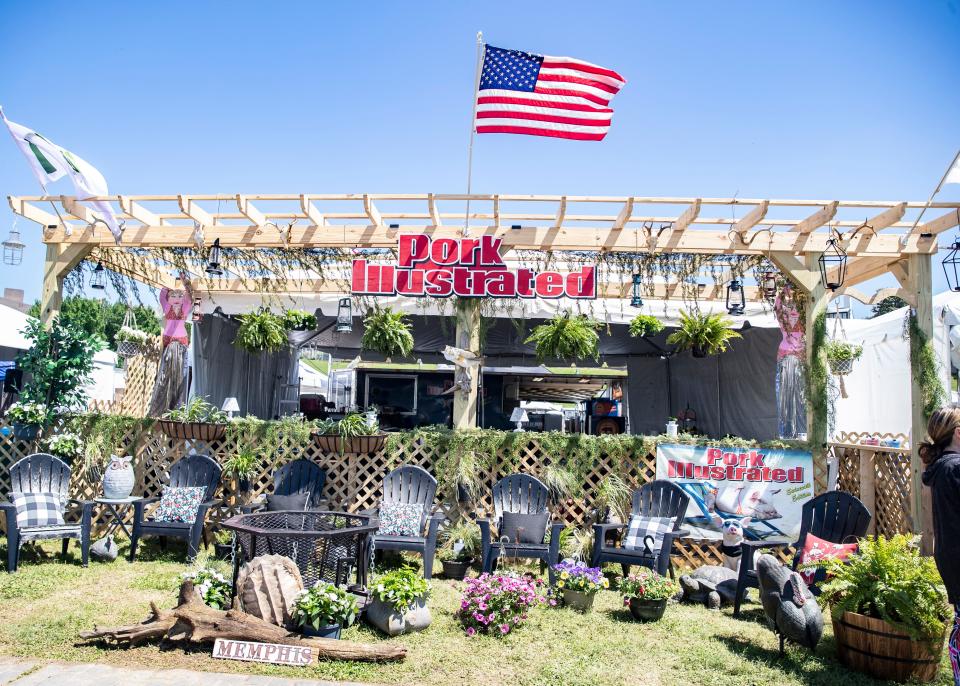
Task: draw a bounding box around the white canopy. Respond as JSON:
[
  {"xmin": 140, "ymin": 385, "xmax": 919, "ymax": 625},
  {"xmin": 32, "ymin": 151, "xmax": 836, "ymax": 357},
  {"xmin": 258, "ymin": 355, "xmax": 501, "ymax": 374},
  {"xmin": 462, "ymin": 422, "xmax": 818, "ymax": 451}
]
[{"xmin": 0, "ymin": 303, "xmax": 31, "ymax": 351}]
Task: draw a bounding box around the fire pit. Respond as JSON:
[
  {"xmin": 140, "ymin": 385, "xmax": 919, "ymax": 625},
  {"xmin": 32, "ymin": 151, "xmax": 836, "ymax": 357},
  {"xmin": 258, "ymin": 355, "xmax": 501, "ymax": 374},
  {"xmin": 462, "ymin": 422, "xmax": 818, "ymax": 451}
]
[{"xmin": 222, "ymin": 511, "xmax": 378, "ymax": 595}]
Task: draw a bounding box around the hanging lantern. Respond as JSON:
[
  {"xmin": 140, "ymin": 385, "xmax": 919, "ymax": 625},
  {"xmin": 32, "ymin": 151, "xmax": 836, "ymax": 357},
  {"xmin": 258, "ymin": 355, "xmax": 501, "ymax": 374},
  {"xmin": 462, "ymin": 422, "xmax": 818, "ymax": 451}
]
[
  {"xmin": 726, "ymin": 278, "xmax": 745, "ymax": 316},
  {"xmin": 91, "ymin": 262, "xmax": 107, "ymax": 290},
  {"xmin": 630, "ymin": 273, "xmax": 643, "ymax": 307},
  {"xmin": 818, "ymin": 237, "xmax": 847, "ymax": 291},
  {"xmin": 335, "ymin": 297, "xmax": 353, "ymax": 333},
  {"xmin": 761, "ymin": 270, "xmax": 778, "ymax": 298},
  {"xmin": 2, "ymin": 227, "xmax": 25, "ymax": 266},
  {"xmin": 205, "ymin": 238, "xmax": 223, "ymax": 276},
  {"xmin": 192, "ymin": 297, "xmax": 202, "ymax": 322},
  {"xmin": 943, "ymin": 237, "xmax": 960, "ymax": 292}
]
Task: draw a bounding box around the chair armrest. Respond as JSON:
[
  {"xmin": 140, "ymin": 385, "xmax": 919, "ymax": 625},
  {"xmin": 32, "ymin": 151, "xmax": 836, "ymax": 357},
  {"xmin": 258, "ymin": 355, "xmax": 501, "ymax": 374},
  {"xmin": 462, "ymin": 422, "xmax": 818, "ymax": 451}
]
[
  {"xmin": 662, "ymin": 530, "xmax": 686, "ymax": 548},
  {"xmin": 742, "ymin": 539, "xmax": 790, "ymax": 549},
  {"xmin": 241, "ymin": 501, "xmax": 266, "ymax": 514},
  {"xmin": 0, "ymin": 501, "xmax": 17, "ymax": 530},
  {"xmin": 65, "ymin": 499, "xmax": 95, "ymax": 524},
  {"xmin": 478, "ymin": 518, "xmax": 493, "ymax": 549},
  {"xmin": 592, "ymin": 522, "xmax": 627, "ymax": 537}
]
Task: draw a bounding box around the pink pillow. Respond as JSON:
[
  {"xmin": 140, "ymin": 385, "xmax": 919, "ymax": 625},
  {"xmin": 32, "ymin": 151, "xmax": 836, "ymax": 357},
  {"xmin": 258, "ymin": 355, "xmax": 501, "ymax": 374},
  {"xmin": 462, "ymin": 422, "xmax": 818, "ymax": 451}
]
[{"xmin": 798, "ymin": 533, "xmax": 858, "ymax": 585}]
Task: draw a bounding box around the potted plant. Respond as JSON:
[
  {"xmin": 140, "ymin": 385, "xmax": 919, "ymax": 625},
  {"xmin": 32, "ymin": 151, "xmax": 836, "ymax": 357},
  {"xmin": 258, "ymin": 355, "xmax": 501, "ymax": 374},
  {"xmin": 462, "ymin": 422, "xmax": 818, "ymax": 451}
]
[
  {"xmin": 282, "ymin": 309, "xmax": 317, "ymax": 332},
  {"xmin": 115, "ymin": 325, "xmax": 150, "ymax": 359},
  {"xmin": 456, "ymin": 572, "xmax": 546, "ymax": 637},
  {"xmin": 234, "ymin": 308, "xmax": 288, "ymax": 354},
  {"xmin": 224, "ymin": 447, "xmax": 258, "ymax": 494},
  {"xmin": 665, "ymin": 416, "xmax": 679, "ymax": 437},
  {"xmin": 181, "ymin": 568, "xmax": 232, "ymax": 610},
  {"xmin": 291, "ymin": 582, "xmax": 359, "ymax": 639},
  {"xmin": 7, "ymin": 402, "xmax": 49, "ymax": 441},
  {"xmin": 361, "ymin": 306, "xmax": 414, "ymax": 361},
  {"xmin": 213, "ymin": 529, "xmax": 234, "ymax": 561},
  {"xmin": 524, "ymin": 312, "xmax": 601, "ymax": 362},
  {"xmin": 314, "ymin": 413, "xmax": 384, "ymax": 454},
  {"xmin": 158, "ymin": 397, "xmax": 229, "ymax": 441},
  {"xmin": 666, "ymin": 310, "xmax": 742, "ymax": 358},
  {"xmin": 437, "ymin": 518, "xmax": 481, "ymax": 580},
  {"xmin": 553, "ymin": 561, "xmax": 609, "ymax": 612},
  {"xmin": 628, "ymin": 314, "xmax": 665, "ymax": 338},
  {"xmin": 817, "ymin": 535, "xmax": 950, "ymax": 683},
  {"xmin": 824, "ymin": 340, "xmax": 863, "ymax": 376},
  {"xmin": 619, "ymin": 568, "xmax": 680, "ymax": 622},
  {"xmin": 366, "ymin": 567, "xmax": 431, "ymax": 636},
  {"xmin": 41, "ymin": 431, "xmax": 83, "ymax": 463}
]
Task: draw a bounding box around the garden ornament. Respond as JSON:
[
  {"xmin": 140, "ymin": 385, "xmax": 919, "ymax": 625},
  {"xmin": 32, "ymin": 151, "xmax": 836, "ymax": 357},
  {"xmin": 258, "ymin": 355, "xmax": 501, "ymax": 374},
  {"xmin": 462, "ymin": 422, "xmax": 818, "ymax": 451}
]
[
  {"xmin": 711, "ymin": 513, "xmax": 750, "ymax": 572},
  {"xmin": 678, "ymin": 565, "xmax": 744, "ymax": 610},
  {"xmin": 90, "ymin": 534, "xmax": 119, "ymax": 562},
  {"xmin": 441, "ymin": 345, "xmax": 481, "ymax": 398},
  {"xmin": 755, "ymin": 553, "xmax": 823, "ymax": 654}
]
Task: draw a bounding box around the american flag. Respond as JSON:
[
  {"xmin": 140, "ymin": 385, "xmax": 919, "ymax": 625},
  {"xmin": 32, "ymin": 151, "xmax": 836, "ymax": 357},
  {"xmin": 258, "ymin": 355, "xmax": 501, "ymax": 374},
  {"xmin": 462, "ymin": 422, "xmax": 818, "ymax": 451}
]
[{"xmin": 474, "ymin": 44, "xmax": 626, "ymax": 141}]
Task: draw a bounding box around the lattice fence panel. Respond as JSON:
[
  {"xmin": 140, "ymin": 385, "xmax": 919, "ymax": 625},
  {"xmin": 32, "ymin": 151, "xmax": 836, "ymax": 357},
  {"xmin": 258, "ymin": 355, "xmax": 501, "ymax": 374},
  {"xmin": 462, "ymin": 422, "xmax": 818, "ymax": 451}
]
[{"xmin": 873, "ymin": 450, "xmax": 913, "ymax": 537}]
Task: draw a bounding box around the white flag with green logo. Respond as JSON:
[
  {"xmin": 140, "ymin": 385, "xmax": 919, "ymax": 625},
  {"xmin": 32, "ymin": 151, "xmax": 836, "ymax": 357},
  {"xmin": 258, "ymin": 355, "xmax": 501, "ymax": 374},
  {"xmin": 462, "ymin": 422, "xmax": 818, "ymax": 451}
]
[{"xmin": 1, "ymin": 107, "xmax": 122, "ymax": 243}]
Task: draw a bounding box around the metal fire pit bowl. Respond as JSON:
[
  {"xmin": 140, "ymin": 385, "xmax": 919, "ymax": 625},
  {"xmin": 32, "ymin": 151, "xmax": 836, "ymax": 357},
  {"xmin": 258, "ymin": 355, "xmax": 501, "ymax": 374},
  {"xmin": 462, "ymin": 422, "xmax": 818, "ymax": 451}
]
[{"xmin": 222, "ymin": 510, "xmax": 378, "ymax": 595}]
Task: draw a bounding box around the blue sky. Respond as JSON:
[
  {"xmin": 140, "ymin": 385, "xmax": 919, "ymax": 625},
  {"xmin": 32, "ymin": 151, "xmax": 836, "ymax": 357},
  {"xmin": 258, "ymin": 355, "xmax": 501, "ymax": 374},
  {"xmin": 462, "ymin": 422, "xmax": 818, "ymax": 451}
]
[{"xmin": 1, "ymin": 1, "xmax": 958, "ymax": 308}]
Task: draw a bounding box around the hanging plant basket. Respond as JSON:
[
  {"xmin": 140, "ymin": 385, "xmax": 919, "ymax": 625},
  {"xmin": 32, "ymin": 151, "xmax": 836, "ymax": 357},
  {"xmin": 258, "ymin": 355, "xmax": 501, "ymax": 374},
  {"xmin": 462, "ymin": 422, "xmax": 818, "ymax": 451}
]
[
  {"xmin": 116, "ymin": 340, "xmax": 145, "ymax": 359},
  {"xmin": 824, "ymin": 340, "xmax": 863, "ymax": 377},
  {"xmin": 828, "ymin": 357, "xmax": 854, "ymax": 376},
  {"xmin": 115, "ymin": 308, "xmax": 150, "ymax": 359},
  {"xmin": 157, "ymin": 420, "xmax": 227, "ymax": 442},
  {"xmin": 313, "ymin": 433, "xmax": 385, "ymax": 455}
]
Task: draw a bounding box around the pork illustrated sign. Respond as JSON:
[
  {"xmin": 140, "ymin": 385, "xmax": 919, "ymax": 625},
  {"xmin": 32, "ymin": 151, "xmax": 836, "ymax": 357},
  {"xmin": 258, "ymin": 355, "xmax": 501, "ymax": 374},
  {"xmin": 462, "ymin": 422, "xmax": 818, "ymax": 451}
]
[
  {"xmin": 655, "ymin": 443, "xmax": 814, "ymax": 541},
  {"xmin": 351, "ymin": 234, "xmax": 596, "ymax": 299}
]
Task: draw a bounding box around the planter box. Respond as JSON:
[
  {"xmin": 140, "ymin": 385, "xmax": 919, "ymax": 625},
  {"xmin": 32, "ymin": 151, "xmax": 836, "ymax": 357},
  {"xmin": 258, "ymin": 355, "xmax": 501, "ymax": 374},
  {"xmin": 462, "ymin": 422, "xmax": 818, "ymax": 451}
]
[
  {"xmin": 313, "ymin": 433, "xmax": 386, "ymax": 455},
  {"xmin": 833, "ymin": 611, "xmax": 945, "ymax": 683},
  {"xmin": 441, "ymin": 559, "xmax": 473, "ymax": 580},
  {"xmin": 628, "ymin": 597, "xmax": 668, "ymax": 622},
  {"xmin": 562, "ymin": 589, "xmax": 596, "ymax": 613},
  {"xmin": 12, "ymin": 423, "xmax": 40, "ymax": 441},
  {"xmin": 301, "ymin": 622, "xmax": 342, "ymax": 640},
  {"xmin": 365, "ymin": 596, "xmax": 431, "ymax": 637},
  {"xmin": 157, "ymin": 420, "xmax": 227, "ymax": 442}
]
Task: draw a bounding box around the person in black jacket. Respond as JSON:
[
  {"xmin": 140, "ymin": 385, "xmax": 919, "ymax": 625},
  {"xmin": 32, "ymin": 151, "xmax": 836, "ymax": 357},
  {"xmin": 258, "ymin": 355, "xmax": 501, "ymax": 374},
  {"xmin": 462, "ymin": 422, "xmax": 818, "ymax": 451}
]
[{"xmin": 920, "ymin": 405, "xmax": 960, "ymax": 686}]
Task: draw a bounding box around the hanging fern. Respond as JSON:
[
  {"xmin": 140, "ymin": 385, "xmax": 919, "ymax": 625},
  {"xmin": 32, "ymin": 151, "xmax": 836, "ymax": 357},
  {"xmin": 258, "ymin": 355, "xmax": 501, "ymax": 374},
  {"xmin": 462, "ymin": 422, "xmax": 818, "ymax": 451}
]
[
  {"xmin": 524, "ymin": 312, "xmax": 601, "ymax": 362},
  {"xmin": 361, "ymin": 306, "xmax": 414, "ymax": 359},
  {"xmin": 666, "ymin": 310, "xmax": 741, "ymax": 356},
  {"xmin": 628, "ymin": 314, "xmax": 665, "ymax": 338},
  {"xmin": 235, "ymin": 308, "xmax": 287, "ymax": 353},
  {"xmin": 909, "ymin": 313, "xmax": 946, "ymax": 420}
]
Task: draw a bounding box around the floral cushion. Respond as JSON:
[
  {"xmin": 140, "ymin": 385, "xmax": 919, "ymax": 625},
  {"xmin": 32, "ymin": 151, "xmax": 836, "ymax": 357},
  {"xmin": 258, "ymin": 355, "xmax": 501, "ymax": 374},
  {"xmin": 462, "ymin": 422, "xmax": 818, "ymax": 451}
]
[
  {"xmin": 153, "ymin": 486, "xmax": 205, "ymax": 523},
  {"xmin": 378, "ymin": 502, "xmax": 423, "ymax": 537},
  {"xmin": 798, "ymin": 533, "xmax": 858, "ymax": 585}
]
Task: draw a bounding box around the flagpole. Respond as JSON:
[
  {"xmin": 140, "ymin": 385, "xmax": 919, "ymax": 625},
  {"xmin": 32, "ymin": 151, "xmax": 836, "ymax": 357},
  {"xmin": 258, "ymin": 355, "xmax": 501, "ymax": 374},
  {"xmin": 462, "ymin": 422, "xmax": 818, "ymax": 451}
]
[
  {"xmin": 463, "ymin": 31, "xmax": 485, "ymax": 236},
  {"xmin": 910, "ymin": 148, "xmax": 960, "ymax": 233}
]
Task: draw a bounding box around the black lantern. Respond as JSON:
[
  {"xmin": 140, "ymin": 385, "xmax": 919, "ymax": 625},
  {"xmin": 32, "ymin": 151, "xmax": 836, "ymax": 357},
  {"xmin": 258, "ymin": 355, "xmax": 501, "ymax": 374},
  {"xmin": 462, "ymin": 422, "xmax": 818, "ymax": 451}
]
[
  {"xmin": 818, "ymin": 237, "xmax": 847, "ymax": 291},
  {"xmin": 761, "ymin": 270, "xmax": 777, "ymax": 298},
  {"xmin": 335, "ymin": 297, "xmax": 353, "ymax": 333},
  {"xmin": 2, "ymin": 227, "xmax": 25, "ymax": 266},
  {"xmin": 726, "ymin": 278, "xmax": 745, "ymax": 316},
  {"xmin": 205, "ymin": 238, "xmax": 223, "ymax": 276},
  {"xmin": 943, "ymin": 237, "xmax": 960, "ymax": 292},
  {"xmin": 630, "ymin": 273, "xmax": 643, "ymax": 307},
  {"xmin": 91, "ymin": 262, "xmax": 107, "ymax": 290}
]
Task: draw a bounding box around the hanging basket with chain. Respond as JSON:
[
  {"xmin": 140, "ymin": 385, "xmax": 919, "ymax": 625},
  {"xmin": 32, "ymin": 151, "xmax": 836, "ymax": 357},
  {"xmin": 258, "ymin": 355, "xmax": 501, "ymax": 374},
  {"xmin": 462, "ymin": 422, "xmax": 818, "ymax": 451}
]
[
  {"xmin": 116, "ymin": 307, "xmax": 149, "ymax": 359},
  {"xmin": 824, "ymin": 303, "xmax": 863, "ymax": 400}
]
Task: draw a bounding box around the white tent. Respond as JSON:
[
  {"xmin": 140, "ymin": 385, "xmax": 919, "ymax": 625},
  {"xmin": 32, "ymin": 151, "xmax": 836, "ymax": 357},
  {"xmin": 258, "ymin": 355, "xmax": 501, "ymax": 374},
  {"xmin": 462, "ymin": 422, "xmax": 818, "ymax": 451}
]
[
  {"xmin": 833, "ymin": 292, "xmax": 957, "ymax": 440},
  {"xmin": 0, "ymin": 303, "xmax": 31, "ymax": 353},
  {"xmin": 297, "ymin": 360, "xmax": 329, "ymax": 396}
]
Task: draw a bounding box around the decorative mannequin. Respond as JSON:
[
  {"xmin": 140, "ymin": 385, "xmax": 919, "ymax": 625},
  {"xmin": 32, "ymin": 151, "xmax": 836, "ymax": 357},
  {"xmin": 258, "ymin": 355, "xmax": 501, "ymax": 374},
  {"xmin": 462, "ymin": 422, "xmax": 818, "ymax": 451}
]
[
  {"xmin": 774, "ymin": 284, "xmax": 807, "ymax": 439},
  {"xmin": 148, "ymin": 272, "xmax": 193, "ymax": 416}
]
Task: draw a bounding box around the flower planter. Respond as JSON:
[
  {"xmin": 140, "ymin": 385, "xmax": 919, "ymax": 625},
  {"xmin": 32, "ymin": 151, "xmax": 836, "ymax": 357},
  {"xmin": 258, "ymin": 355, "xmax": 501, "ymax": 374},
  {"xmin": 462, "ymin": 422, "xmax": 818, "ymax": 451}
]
[
  {"xmin": 442, "ymin": 559, "xmax": 473, "ymax": 580},
  {"xmin": 116, "ymin": 340, "xmax": 144, "ymax": 359},
  {"xmin": 832, "ymin": 611, "xmax": 945, "ymax": 683},
  {"xmin": 301, "ymin": 622, "xmax": 342, "ymax": 640},
  {"xmin": 628, "ymin": 597, "xmax": 668, "ymax": 622},
  {"xmin": 692, "ymin": 345, "xmax": 707, "ymax": 359},
  {"xmin": 665, "ymin": 421, "xmax": 678, "ymax": 437},
  {"xmin": 12, "ymin": 423, "xmax": 40, "ymax": 441},
  {"xmin": 828, "ymin": 358, "xmax": 855, "ymax": 376},
  {"xmin": 313, "ymin": 433, "xmax": 386, "ymax": 455},
  {"xmin": 365, "ymin": 596, "xmax": 431, "ymax": 637},
  {"xmin": 157, "ymin": 420, "xmax": 227, "ymax": 442},
  {"xmin": 562, "ymin": 589, "xmax": 596, "ymax": 613}
]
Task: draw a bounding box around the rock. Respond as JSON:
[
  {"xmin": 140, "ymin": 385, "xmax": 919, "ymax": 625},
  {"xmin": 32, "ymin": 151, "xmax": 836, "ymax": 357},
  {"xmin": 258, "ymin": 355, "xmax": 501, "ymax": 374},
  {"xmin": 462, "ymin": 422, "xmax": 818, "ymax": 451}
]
[
  {"xmin": 756, "ymin": 554, "xmax": 823, "ymax": 651},
  {"xmin": 679, "ymin": 565, "xmax": 743, "ymax": 609},
  {"xmin": 235, "ymin": 554, "xmax": 304, "ymax": 629}
]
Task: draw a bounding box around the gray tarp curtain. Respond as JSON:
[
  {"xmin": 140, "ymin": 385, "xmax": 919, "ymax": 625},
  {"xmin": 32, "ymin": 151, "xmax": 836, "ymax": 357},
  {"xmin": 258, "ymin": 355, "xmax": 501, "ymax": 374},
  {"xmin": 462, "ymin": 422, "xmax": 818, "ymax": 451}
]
[{"xmin": 192, "ymin": 314, "xmax": 299, "ymax": 419}]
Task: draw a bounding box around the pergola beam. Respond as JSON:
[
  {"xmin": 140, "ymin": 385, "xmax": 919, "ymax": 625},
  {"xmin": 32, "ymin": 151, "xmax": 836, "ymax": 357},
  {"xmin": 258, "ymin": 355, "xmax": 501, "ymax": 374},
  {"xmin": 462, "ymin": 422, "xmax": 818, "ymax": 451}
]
[
  {"xmin": 119, "ymin": 197, "xmax": 161, "ymax": 227},
  {"xmin": 731, "ymin": 200, "xmax": 769, "ymax": 234},
  {"xmin": 363, "ymin": 194, "xmax": 382, "ymax": 227},
  {"xmin": 428, "ymin": 193, "xmax": 442, "ymax": 227},
  {"xmin": 865, "ymin": 202, "xmax": 907, "ymax": 232},
  {"xmin": 916, "ymin": 209, "xmax": 960, "ymax": 236},
  {"xmin": 236, "ymin": 194, "xmax": 266, "ymax": 226},
  {"xmin": 300, "ymin": 194, "xmax": 325, "ymax": 227},
  {"xmin": 791, "ymin": 201, "xmax": 838, "ymax": 234},
  {"xmin": 178, "ymin": 195, "xmax": 214, "ymax": 226},
  {"xmin": 612, "ymin": 197, "xmax": 633, "ymax": 229},
  {"xmin": 553, "ymin": 196, "xmax": 567, "ymax": 229},
  {"xmin": 672, "ymin": 198, "xmax": 702, "ymax": 233}
]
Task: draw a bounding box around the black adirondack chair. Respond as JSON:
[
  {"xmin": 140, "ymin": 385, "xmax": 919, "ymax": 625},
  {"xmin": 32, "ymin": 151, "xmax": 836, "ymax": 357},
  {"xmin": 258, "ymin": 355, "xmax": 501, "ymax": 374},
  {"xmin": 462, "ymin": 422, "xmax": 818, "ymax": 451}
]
[
  {"xmin": 0, "ymin": 453, "xmax": 93, "ymax": 572},
  {"xmin": 129, "ymin": 454, "xmax": 222, "ymax": 562},
  {"xmin": 244, "ymin": 459, "xmax": 327, "ymax": 512},
  {"xmin": 368, "ymin": 465, "xmax": 443, "ymax": 579},
  {"xmin": 733, "ymin": 490, "xmax": 872, "ymax": 617},
  {"xmin": 590, "ymin": 480, "xmax": 690, "ymax": 577},
  {"xmin": 479, "ymin": 474, "xmax": 563, "ymax": 585}
]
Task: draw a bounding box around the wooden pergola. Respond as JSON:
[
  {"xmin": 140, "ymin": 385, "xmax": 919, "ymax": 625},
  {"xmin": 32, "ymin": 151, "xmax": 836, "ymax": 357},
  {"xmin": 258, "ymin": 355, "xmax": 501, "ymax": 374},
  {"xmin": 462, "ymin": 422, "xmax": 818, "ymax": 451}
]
[{"xmin": 10, "ymin": 191, "xmax": 960, "ymax": 546}]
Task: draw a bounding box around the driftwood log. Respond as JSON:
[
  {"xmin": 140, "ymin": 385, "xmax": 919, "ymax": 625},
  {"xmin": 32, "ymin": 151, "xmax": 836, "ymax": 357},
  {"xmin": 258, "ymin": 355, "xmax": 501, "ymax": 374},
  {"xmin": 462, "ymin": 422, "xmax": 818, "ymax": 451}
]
[{"xmin": 79, "ymin": 579, "xmax": 406, "ymax": 663}]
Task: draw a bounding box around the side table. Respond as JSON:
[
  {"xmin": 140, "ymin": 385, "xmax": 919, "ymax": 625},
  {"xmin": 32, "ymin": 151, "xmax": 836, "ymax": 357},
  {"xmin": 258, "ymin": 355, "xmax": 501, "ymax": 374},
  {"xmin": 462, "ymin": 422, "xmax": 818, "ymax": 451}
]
[{"xmin": 94, "ymin": 496, "xmax": 141, "ymax": 540}]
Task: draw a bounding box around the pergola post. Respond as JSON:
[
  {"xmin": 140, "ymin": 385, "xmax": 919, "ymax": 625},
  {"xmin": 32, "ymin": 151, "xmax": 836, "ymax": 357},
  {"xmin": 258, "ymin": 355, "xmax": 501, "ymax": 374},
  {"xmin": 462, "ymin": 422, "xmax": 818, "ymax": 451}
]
[
  {"xmin": 39, "ymin": 243, "xmax": 92, "ymax": 326},
  {"xmin": 452, "ymin": 299, "xmax": 481, "ymax": 429},
  {"xmin": 803, "ymin": 254, "xmax": 830, "ymax": 449},
  {"xmin": 906, "ymin": 253, "xmax": 935, "ymax": 553}
]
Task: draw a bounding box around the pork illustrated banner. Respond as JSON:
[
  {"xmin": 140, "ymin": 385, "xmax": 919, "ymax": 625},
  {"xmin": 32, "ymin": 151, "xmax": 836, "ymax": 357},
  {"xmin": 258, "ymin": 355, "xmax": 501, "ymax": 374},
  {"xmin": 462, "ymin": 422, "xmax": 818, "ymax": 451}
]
[{"xmin": 655, "ymin": 443, "xmax": 815, "ymax": 541}]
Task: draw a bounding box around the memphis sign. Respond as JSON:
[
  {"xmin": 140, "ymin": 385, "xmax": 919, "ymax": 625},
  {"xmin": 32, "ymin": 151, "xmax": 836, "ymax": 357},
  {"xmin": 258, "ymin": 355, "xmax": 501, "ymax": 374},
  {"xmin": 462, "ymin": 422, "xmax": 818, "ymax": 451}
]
[
  {"xmin": 213, "ymin": 638, "xmax": 313, "ymax": 666},
  {"xmin": 351, "ymin": 234, "xmax": 596, "ymax": 299}
]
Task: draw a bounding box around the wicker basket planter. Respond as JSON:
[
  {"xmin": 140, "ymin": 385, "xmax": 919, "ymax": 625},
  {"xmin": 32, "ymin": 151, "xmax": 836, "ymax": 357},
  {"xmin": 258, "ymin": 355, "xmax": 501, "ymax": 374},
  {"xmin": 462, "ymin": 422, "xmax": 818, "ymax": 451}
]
[
  {"xmin": 832, "ymin": 611, "xmax": 945, "ymax": 683},
  {"xmin": 313, "ymin": 433, "xmax": 386, "ymax": 454},
  {"xmin": 157, "ymin": 420, "xmax": 227, "ymax": 442},
  {"xmin": 828, "ymin": 357, "xmax": 855, "ymax": 376},
  {"xmin": 116, "ymin": 340, "xmax": 145, "ymax": 359}
]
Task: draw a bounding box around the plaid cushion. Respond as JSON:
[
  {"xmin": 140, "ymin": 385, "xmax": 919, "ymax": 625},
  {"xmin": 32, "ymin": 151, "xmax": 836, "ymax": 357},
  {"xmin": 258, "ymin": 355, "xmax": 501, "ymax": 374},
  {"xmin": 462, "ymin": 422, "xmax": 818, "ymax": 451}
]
[
  {"xmin": 623, "ymin": 514, "xmax": 676, "ymax": 554},
  {"xmin": 153, "ymin": 486, "xmax": 205, "ymax": 523},
  {"xmin": 378, "ymin": 502, "xmax": 423, "ymax": 537},
  {"xmin": 12, "ymin": 492, "xmax": 65, "ymax": 528}
]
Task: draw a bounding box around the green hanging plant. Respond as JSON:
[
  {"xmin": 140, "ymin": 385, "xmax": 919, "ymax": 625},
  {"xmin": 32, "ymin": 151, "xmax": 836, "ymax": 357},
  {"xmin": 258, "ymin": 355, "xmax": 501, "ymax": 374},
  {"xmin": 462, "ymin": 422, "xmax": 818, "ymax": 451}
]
[
  {"xmin": 524, "ymin": 312, "xmax": 601, "ymax": 362},
  {"xmin": 361, "ymin": 306, "xmax": 414, "ymax": 359},
  {"xmin": 628, "ymin": 314, "xmax": 665, "ymax": 338},
  {"xmin": 281, "ymin": 309, "xmax": 317, "ymax": 331},
  {"xmin": 666, "ymin": 310, "xmax": 742, "ymax": 357},
  {"xmin": 824, "ymin": 340, "xmax": 863, "ymax": 376},
  {"xmin": 909, "ymin": 313, "xmax": 946, "ymax": 420},
  {"xmin": 235, "ymin": 308, "xmax": 287, "ymax": 353}
]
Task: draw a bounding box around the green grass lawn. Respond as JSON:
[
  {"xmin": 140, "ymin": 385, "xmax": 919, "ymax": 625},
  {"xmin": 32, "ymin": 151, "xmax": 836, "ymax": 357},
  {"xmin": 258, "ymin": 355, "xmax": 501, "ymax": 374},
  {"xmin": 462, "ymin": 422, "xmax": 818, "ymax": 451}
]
[{"xmin": 0, "ymin": 541, "xmax": 952, "ymax": 686}]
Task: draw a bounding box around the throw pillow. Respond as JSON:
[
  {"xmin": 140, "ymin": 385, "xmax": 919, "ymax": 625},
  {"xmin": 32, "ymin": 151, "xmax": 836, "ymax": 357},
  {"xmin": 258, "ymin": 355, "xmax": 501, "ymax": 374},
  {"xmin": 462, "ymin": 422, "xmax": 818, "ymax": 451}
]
[
  {"xmin": 12, "ymin": 492, "xmax": 65, "ymax": 528},
  {"xmin": 265, "ymin": 492, "xmax": 310, "ymax": 512},
  {"xmin": 798, "ymin": 533, "xmax": 858, "ymax": 585},
  {"xmin": 623, "ymin": 515, "xmax": 676, "ymax": 554},
  {"xmin": 378, "ymin": 502, "xmax": 423, "ymax": 537},
  {"xmin": 500, "ymin": 511, "xmax": 549, "ymax": 544},
  {"xmin": 153, "ymin": 486, "xmax": 206, "ymax": 523}
]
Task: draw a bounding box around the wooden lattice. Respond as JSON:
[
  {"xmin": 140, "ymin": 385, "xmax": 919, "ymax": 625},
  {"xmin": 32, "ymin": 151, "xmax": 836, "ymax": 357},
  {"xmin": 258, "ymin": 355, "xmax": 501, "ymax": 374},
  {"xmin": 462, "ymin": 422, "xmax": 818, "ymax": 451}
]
[
  {"xmin": 86, "ymin": 338, "xmax": 161, "ymax": 416},
  {"xmin": 829, "ymin": 443, "xmax": 913, "ymax": 538}
]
